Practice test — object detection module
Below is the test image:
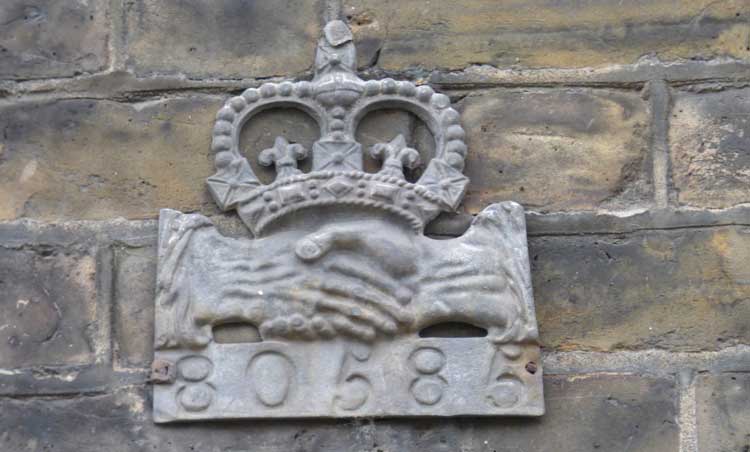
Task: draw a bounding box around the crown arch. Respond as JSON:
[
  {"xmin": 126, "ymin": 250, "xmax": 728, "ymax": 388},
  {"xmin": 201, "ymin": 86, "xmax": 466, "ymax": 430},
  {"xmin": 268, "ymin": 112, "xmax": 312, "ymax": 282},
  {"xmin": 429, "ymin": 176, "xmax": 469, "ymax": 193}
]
[
  {"xmin": 351, "ymin": 93, "xmax": 467, "ymax": 174},
  {"xmin": 212, "ymin": 84, "xmax": 329, "ymax": 159}
]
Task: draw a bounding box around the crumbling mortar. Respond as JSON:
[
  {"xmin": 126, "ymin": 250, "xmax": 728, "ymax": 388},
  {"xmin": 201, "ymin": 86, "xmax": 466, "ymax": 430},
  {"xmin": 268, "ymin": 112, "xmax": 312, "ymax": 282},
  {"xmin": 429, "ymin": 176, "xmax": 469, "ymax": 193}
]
[
  {"xmin": 434, "ymin": 79, "xmax": 648, "ymax": 91},
  {"xmin": 3, "ymin": 64, "xmax": 749, "ymax": 102},
  {"xmin": 95, "ymin": 246, "xmax": 115, "ymax": 366},
  {"xmin": 0, "ymin": 92, "xmax": 225, "ymax": 110},
  {"xmin": 677, "ymin": 369, "xmax": 698, "ymax": 452},
  {"xmin": 0, "ymin": 390, "xmax": 111, "ymax": 402},
  {"xmin": 543, "ymin": 346, "xmax": 750, "ymax": 376},
  {"xmin": 4, "ymin": 205, "xmax": 750, "ymax": 243},
  {"xmin": 0, "ymin": 71, "xmax": 315, "ymax": 102},
  {"xmin": 647, "ymin": 80, "xmax": 672, "ymax": 208},
  {"xmin": 672, "ymin": 80, "xmax": 750, "ymax": 92},
  {"xmin": 106, "ymin": 0, "xmax": 125, "ymax": 72},
  {"xmin": 0, "ymin": 366, "xmax": 150, "ymax": 399},
  {"xmin": 430, "ymin": 73, "xmax": 750, "ymax": 91},
  {"xmin": 526, "ymin": 222, "xmax": 750, "ymax": 237},
  {"xmin": 0, "ymin": 242, "xmax": 92, "ymax": 255}
]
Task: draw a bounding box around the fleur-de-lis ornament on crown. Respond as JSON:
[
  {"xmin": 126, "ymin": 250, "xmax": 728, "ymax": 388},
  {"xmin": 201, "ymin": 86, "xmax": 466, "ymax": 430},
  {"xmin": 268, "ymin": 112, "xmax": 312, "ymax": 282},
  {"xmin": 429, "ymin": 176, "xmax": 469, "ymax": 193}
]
[{"xmin": 206, "ymin": 20, "xmax": 469, "ymax": 236}]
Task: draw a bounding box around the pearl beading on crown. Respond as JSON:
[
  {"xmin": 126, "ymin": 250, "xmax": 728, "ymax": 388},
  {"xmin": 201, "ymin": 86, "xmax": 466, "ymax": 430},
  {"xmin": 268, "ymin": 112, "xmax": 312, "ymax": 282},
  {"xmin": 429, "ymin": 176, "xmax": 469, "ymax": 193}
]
[{"xmin": 206, "ymin": 20, "xmax": 469, "ymax": 236}]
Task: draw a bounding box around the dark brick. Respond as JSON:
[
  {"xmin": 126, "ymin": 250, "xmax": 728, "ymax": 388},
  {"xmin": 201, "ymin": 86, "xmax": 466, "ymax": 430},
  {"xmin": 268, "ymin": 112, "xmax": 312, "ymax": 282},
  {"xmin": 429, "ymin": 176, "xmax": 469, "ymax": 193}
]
[
  {"xmin": 0, "ymin": 374, "xmax": 677, "ymax": 451},
  {"xmin": 0, "ymin": 0, "xmax": 109, "ymax": 79},
  {"xmin": 114, "ymin": 246, "xmax": 157, "ymax": 368},
  {"xmin": 345, "ymin": 0, "xmax": 750, "ymax": 71},
  {"xmin": 0, "ymin": 246, "xmax": 99, "ymax": 368},
  {"xmin": 0, "ymin": 97, "xmax": 447, "ymax": 221},
  {"xmin": 0, "ymin": 388, "xmax": 152, "ymax": 451},
  {"xmin": 696, "ymin": 373, "xmax": 750, "ymax": 452},
  {"xmin": 670, "ymin": 87, "xmax": 750, "ymax": 208},
  {"xmin": 459, "ymin": 88, "xmax": 650, "ymax": 213},
  {"xmin": 531, "ymin": 226, "xmax": 750, "ymax": 351},
  {"xmin": 124, "ymin": 0, "xmax": 324, "ymax": 78},
  {"xmin": 0, "ymin": 96, "xmax": 222, "ymax": 221},
  {"xmin": 0, "ymin": 363, "xmax": 149, "ymax": 397},
  {"xmin": 466, "ymin": 374, "xmax": 678, "ymax": 452}
]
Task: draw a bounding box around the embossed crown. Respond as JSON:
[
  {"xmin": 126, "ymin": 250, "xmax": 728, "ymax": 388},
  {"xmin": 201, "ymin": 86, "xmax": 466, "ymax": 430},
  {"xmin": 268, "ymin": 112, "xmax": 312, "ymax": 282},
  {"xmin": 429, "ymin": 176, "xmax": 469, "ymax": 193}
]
[{"xmin": 207, "ymin": 20, "xmax": 469, "ymax": 235}]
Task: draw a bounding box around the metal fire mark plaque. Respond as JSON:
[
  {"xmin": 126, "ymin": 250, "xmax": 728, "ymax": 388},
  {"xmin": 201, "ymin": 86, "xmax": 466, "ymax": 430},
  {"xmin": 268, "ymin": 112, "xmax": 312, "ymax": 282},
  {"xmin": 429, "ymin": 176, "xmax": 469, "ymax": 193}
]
[{"xmin": 152, "ymin": 20, "xmax": 544, "ymax": 422}]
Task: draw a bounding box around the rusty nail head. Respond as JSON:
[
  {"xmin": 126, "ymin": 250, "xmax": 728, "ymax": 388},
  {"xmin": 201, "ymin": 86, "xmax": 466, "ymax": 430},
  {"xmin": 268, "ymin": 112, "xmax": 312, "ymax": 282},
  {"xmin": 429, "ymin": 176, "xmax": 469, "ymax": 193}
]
[{"xmin": 151, "ymin": 359, "xmax": 176, "ymax": 384}]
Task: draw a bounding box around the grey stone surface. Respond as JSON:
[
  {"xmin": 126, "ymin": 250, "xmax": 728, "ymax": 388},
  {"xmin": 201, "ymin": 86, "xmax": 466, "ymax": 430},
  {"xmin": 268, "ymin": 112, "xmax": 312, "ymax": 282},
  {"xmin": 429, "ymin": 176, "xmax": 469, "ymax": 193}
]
[
  {"xmin": 153, "ymin": 20, "xmax": 543, "ymax": 420},
  {"xmin": 469, "ymin": 374, "xmax": 678, "ymax": 452},
  {"xmin": 0, "ymin": 0, "xmax": 109, "ymax": 79},
  {"xmin": 524, "ymin": 206, "xmax": 750, "ymax": 237},
  {"xmin": 0, "ymin": 96, "xmax": 222, "ymax": 221},
  {"xmin": 1, "ymin": 374, "xmax": 677, "ymax": 451},
  {"xmin": 696, "ymin": 373, "xmax": 750, "ymax": 452},
  {"xmin": 458, "ymin": 88, "xmax": 651, "ymax": 213},
  {"xmin": 124, "ymin": 0, "xmax": 324, "ymax": 78},
  {"xmin": 344, "ymin": 0, "xmax": 750, "ymax": 70},
  {"xmin": 114, "ymin": 246, "xmax": 157, "ymax": 368},
  {"xmin": 531, "ymin": 226, "xmax": 750, "ymax": 351},
  {"xmin": 671, "ymin": 87, "xmax": 750, "ymax": 208},
  {"xmin": 0, "ymin": 246, "xmax": 99, "ymax": 369},
  {"xmin": 544, "ymin": 346, "xmax": 750, "ymax": 376},
  {"xmin": 427, "ymin": 59, "xmax": 750, "ymax": 88}
]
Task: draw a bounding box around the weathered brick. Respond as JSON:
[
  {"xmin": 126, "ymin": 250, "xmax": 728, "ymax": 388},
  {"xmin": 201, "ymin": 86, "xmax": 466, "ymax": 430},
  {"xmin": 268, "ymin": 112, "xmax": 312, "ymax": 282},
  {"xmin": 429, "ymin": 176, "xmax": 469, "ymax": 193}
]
[
  {"xmin": 696, "ymin": 373, "xmax": 750, "ymax": 452},
  {"xmin": 531, "ymin": 226, "xmax": 750, "ymax": 351},
  {"xmin": 0, "ymin": 247, "xmax": 98, "ymax": 368},
  {"xmin": 124, "ymin": 0, "xmax": 324, "ymax": 78},
  {"xmin": 345, "ymin": 0, "xmax": 750, "ymax": 71},
  {"xmin": 0, "ymin": 97, "xmax": 450, "ymax": 221},
  {"xmin": 0, "ymin": 96, "xmax": 223, "ymax": 221},
  {"xmin": 670, "ymin": 87, "xmax": 750, "ymax": 208},
  {"xmin": 0, "ymin": 388, "xmax": 153, "ymax": 451},
  {"xmin": 0, "ymin": 374, "xmax": 677, "ymax": 451},
  {"xmin": 114, "ymin": 246, "xmax": 156, "ymax": 368},
  {"xmin": 459, "ymin": 88, "xmax": 650, "ymax": 213},
  {"xmin": 468, "ymin": 374, "xmax": 677, "ymax": 452},
  {"xmin": 0, "ymin": 0, "xmax": 109, "ymax": 79}
]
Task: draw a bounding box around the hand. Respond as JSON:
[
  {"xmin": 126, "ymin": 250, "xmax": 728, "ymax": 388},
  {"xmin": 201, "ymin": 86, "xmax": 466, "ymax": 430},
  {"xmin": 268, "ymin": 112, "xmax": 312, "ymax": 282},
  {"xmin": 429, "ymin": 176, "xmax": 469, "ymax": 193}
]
[{"xmin": 188, "ymin": 220, "xmax": 420, "ymax": 343}]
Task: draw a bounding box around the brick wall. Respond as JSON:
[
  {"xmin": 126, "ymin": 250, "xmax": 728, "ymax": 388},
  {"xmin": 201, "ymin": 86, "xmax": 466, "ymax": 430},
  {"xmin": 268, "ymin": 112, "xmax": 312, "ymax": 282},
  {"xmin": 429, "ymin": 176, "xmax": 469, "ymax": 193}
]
[{"xmin": 1, "ymin": 1, "xmax": 749, "ymax": 451}]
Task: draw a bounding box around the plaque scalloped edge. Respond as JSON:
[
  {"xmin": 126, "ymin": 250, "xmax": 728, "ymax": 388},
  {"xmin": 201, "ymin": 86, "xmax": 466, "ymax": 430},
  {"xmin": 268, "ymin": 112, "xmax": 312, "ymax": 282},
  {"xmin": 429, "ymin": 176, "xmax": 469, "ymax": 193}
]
[{"xmin": 152, "ymin": 20, "xmax": 544, "ymax": 422}]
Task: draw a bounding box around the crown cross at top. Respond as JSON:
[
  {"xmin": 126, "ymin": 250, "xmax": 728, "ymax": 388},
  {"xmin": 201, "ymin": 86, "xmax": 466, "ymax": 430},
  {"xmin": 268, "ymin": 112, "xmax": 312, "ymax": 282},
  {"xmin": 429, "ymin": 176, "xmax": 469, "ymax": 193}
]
[
  {"xmin": 259, "ymin": 137, "xmax": 309, "ymax": 180},
  {"xmin": 205, "ymin": 19, "xmax": 472, "ymax": 235}
]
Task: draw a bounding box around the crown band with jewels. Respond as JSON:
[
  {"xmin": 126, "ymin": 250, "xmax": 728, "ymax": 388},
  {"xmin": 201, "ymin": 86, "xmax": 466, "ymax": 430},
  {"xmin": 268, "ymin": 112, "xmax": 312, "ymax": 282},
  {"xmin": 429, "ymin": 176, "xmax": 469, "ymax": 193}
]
[{"xmin": 206, "ymin": 20, "xmax": 469, "ymax": 236}]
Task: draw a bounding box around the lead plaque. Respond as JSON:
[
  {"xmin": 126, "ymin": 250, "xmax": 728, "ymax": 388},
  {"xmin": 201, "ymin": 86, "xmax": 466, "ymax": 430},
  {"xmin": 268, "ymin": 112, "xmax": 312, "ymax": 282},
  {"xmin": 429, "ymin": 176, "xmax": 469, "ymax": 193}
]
[{"xmin": 152, "ymin": 20, "xmax": 544, "ymax": 422}]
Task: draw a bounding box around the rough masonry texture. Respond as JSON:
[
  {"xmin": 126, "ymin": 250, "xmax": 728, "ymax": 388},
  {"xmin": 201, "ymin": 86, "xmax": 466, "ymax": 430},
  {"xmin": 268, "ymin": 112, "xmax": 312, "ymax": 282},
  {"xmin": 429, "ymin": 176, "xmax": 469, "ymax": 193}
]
[
  {"xmin": 124, "ymin": 0, "xmax": 324, "ymax": 79},
  {"xmin": 344, "ymin": 0, "xmax": 750, "ymax": 70},
  {"xmin": 0, "ymin": 0, "xmax": 749, "ymax": 450},
  {"xmin": 0, "ymin": 0, "xmax": 109, "ymax": 79}
]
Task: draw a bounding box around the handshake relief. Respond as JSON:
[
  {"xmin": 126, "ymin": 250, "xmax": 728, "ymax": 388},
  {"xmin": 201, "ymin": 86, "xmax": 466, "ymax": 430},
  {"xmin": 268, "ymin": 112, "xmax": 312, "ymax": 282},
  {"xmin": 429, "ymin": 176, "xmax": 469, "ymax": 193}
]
[{"xmin": 156, "ymin": 202, "xmax": 538, "ymax": 349}]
